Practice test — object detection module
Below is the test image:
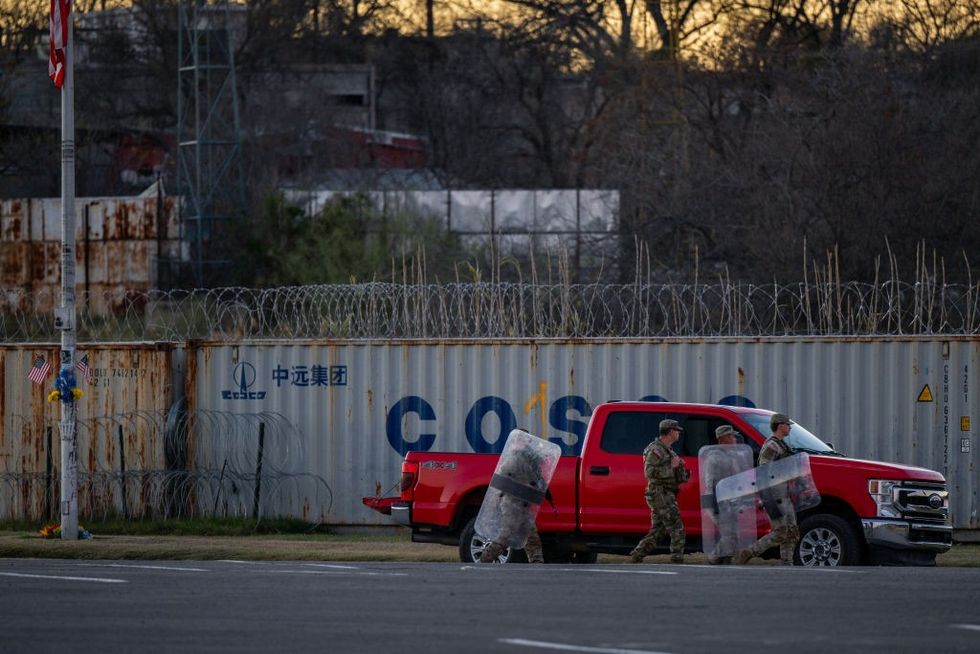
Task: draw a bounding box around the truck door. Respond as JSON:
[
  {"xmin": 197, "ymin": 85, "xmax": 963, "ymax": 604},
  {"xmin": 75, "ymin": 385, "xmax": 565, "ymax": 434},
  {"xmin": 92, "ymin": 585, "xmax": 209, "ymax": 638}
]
[
  {"xmin": 578, "ymin": 408, "xmax": 737, "ymax": 536},
  {"xmin": 578, "ymin": 409, "xmax": 666, "ymax": 534}
]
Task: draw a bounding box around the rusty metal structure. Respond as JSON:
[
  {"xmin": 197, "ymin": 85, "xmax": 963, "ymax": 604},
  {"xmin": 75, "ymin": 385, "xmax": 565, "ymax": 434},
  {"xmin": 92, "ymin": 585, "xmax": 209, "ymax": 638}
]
[
  {"xmin": 0, "ymin": 344, "xmax": 332, "ymax": 522},
  {"xmin": 0, "ymin": 195, "xmax": 180, "ymax": 315}
]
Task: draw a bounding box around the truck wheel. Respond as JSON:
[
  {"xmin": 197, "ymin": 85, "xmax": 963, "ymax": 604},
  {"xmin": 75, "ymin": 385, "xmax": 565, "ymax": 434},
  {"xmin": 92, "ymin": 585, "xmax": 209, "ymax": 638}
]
[
  {"xmin": 458, "ymin": 517, "xmax": 527, "ymax": 564},
  {"xmin": 796, "ymin": 514, "xmax": 862, "ymax": 566}
]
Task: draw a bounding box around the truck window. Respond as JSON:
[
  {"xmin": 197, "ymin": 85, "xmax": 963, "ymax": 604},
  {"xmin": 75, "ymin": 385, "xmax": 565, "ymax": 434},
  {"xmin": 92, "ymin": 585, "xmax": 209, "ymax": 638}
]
[
  {"xmin": 676, "ymin": 416, "xmax": 730, "ymax": 457},
  {"xmin": 599, "ymin": 411, "xmax": 667, "ymax": 454}
]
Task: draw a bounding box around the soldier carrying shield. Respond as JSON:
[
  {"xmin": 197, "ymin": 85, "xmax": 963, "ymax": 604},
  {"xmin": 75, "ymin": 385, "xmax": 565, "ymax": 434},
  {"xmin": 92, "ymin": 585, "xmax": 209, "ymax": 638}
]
[
  {"xmin": 700, "ymin": 425, "xmax": 755, "ymax": 564},
  {"xmin": 735, "ymin": 413, "xmax": 802, "ymax": 565},
  {"xmin": 476, "ymin": 429, "xmax": 561, "ymax": 564}
]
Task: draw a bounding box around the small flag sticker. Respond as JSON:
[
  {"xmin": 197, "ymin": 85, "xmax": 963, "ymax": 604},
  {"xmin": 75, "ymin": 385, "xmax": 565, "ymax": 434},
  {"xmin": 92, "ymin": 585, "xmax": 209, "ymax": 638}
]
[
  {"xmin": 29, "ymin": 356, "xmax": 52, "ymax": 385},
  {"xmin": 76, "ymin": 354, "xmax": 92, "ymax": 385}
]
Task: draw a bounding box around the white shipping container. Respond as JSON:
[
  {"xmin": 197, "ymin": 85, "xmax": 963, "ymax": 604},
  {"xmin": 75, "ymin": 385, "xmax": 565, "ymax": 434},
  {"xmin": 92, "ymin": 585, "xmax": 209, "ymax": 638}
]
[{"xmin": 189, "ymin": 337, "xmax": 979, "ymax": 532}]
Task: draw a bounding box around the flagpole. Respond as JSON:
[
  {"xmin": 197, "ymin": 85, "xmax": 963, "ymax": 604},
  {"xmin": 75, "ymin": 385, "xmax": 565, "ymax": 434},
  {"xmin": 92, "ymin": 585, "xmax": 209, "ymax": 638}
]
[{"xmin": 59, "ymin": 10, "xmax": 78, "ymax": 541}]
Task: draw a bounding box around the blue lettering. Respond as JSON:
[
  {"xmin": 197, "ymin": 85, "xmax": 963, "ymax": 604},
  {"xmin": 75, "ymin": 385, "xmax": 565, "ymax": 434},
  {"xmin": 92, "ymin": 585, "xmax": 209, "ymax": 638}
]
[
  {"xmin": 548, "ymin": 395, "xmax": 592, "ymax": 455},
  {"xmin": 465, "ymin": 396, "xmax": 517, "ymax": 454},
  {"xmin": 386, "ymin": 396, "xmax": 437, "ymax": 455}
]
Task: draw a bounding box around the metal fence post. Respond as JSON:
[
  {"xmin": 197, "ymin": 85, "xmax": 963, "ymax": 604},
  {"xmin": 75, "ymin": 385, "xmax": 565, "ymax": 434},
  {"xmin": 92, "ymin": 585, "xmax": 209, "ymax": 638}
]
[
  {"xmin": 118, "ymin": 424, "xmax": 128, "ymax": 519},
  {"xmin": 45, "ymin": 426, "xmax": 53, "ymax": 521},
  {"xmin": 252, "ymin": 422, "xmax": 265, "ymax": 520}
]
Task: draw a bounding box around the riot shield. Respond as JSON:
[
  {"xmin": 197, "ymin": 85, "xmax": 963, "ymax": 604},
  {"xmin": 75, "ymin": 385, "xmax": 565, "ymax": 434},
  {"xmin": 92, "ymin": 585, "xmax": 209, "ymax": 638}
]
[
  {"xmin": 715, "ymin": 453, "xmax": 821, "ymax": 524},
  {"xmin": 698, "ymin": 444, "xmax": 756, "ymax": 563},
  {"xmin": 474, "ymin": 429, "xmax": 562, "ymax": 551}
]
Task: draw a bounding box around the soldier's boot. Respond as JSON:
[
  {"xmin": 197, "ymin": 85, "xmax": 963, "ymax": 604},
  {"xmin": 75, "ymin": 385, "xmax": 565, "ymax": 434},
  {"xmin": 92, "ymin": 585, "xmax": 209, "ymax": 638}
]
[
  {"xmin": 479, "ymin": 541, "xmax": 505, "ymax": 563},
  {"xmin": 779, "ymin": 543, "xmax": 795, "ymax": 566},
  {"xmin": 629, "ymin": 549, "xmax": 645, "ymax": 564},
  {"xmin": 525, "ymin": 530, "xmax": 545, "ymax": 564},
  {"xmin": 733, "ymin": 548, "xmax": 753, "ymax": 565},
  {"xmin": 670, "ymin": 554, "xmax": 684, "ymax": 564},
  {"xmin": 526, "ymin": 547, "xmax": 545, "ymax": 564},
  {"xmin": 779, "ymin": 540, "xmax": 799, "ymax": 565}
]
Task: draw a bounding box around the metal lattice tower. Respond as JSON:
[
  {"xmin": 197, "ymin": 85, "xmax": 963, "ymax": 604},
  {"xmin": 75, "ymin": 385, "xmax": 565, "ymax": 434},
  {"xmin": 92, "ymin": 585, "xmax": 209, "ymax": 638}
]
[{"xmin": 176, "ymin": 1, "xmax": 245, "ymax": 286}]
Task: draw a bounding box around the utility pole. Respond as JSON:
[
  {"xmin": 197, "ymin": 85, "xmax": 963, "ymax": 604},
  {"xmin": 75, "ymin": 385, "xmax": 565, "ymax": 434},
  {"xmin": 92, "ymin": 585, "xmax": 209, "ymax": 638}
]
[{"xmin": 55, "ymin": 6, "xmax": 79, "ymax": 541}]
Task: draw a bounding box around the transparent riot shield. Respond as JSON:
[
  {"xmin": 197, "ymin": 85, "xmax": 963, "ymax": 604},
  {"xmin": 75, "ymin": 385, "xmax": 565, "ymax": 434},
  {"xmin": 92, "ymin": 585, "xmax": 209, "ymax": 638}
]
[
  {"xmin": 474, "ymin": 430, "xmax": 562, "ymax": 550},
  {"xmin": 715, "ymin": 453, "xmax": 821, "ymax": 525},
  {"xmin": 698, "ymin": 444, "xmax": 756, "ymax": 563}
]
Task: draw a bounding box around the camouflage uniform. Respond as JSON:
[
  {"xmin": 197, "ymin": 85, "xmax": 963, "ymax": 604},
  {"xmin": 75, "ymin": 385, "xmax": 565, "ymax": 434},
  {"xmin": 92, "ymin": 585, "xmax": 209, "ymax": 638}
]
[
  {"xmin": 629, "ymin": 439, "xmax": 690, "ymax": 563},
  {"xmin": 478, "ymin": 437, "xmax": 548, "ymax": 564},
  {"xmin": 480, "ymin": 526, "xmax": 544, "ymax": 563},
  {"xmin": 736, "ymin": 431, "xmax": 800, "ymax": 565},
  {"xmin": 703, "ymin": 445, "xmax": 744, "ymax": 564}
]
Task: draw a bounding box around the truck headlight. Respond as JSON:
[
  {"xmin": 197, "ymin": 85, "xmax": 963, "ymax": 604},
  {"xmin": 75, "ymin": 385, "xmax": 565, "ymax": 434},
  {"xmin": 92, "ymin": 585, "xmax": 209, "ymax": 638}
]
[{"xmin": 868, "ymin": 479, "xmax": 901, "ymax": 518}]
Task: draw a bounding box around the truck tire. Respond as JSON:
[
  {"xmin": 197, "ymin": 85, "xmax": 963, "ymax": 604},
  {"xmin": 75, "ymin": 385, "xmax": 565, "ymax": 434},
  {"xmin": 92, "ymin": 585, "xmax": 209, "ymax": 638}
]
[
  {"xmin": 458, "ymin": 516, "xmax": 527, "ymax": 564},
  {"xmin": 796, "ymin": 514, "xmax": 862, "ymax": 566}
]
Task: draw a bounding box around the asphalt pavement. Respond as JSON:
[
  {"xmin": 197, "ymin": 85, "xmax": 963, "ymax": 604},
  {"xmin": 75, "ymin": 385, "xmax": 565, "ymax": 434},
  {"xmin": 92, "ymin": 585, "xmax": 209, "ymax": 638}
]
[{"xmin": 2, "ymin": 559, "xmax": 979, "ymax": 653}]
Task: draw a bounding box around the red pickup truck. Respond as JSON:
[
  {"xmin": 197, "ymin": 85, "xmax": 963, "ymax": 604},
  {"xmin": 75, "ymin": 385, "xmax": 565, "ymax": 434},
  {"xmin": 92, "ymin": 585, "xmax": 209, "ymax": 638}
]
[{"xmin": 364, "ymin": 402, "xmax": 953, "ymax": 566}]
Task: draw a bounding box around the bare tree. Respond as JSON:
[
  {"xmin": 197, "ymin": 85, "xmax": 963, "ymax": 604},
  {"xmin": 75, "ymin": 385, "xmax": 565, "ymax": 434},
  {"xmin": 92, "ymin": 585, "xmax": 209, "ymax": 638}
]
[{"xmin": 894, "ymin": 0, "xmax": 980, "ymax": 53}]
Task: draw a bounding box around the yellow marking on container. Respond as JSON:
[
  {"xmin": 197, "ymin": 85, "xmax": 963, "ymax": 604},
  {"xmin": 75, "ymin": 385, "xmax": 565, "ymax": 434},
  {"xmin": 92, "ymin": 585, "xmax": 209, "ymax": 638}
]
[
  {"xmin": 961, "ymin": 416, "xmax": 971, "ymax": 432},
  {"xmin": 523, "ymin": 382, "xmax": 548, "ymax": 437},
  {"xmin": 917, "ymin": 385, "xmax": 934, "ymax": 402}
]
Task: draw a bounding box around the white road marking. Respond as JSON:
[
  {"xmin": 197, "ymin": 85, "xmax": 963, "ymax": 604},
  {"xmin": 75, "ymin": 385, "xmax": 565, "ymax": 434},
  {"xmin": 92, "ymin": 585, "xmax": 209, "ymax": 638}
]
[
  {"xmin": 301, "ymin": 563, "xmax": 360, "ymax": 570},
  {"xmin": 80, "ymin": 563, "xmax": 209, "ymax": 572},
  {"xmin": 951, "ymin": 624, "xmax": 980, "ymax": 632},
  {"xmin": 260, "ymin": 569, "xmax": 408, "ymax": 577},
  {"xmin": 0, "ymin": 572, "xmax": 127, "ymax": 584},
  {"xmin": 500, "ymin": 638, "xmax": 673, "ymax": 654}
]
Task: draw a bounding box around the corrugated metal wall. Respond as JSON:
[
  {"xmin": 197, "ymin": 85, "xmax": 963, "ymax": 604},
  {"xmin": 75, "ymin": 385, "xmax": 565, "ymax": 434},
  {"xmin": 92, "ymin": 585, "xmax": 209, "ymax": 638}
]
[
  {"xmin": 188, "ymin": 338, "xmax": 978, "ymax": 530},
  {"xmin": 0, "ymin": 196, "xmax": 180, "ymax": 313},
  {"xmin": 0, "ymin": 344, "xmax": 183, "ymax": 519}
]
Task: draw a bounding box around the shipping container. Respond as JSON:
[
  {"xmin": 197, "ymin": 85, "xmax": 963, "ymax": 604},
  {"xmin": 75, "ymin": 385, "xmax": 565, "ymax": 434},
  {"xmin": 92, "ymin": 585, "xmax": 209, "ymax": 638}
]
[
  {"xmin": 187, "ymin": 338, "xmax": 978, "ymax": 533},
  {"xmin": 0, "ymin": 195, "xmax": 180, "ymax": 315},
  {"xmin": 0, "ymin": 343, "xmax": 184, "ymax": 521}
]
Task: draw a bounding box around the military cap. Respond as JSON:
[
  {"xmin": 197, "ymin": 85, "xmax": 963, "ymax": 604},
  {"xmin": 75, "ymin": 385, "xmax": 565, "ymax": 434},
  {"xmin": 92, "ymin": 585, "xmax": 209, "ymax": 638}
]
[
  {"xmin": 715, "ymin": 425, "xmax": 737, "ymax": 440},
  {"xmin": 659, "ymin": 419, "xmax": 684, "ymax": 433},
  {"xmin": 769, "ymin": 413, "xmax": 793, "ymax": 430}
]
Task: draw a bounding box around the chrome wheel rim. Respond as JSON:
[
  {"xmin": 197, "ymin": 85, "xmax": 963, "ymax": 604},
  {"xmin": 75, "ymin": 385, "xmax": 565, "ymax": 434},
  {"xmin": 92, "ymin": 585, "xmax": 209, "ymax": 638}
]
[{"xmin": 799, "ymin": 526, "xmax": 842, "ymax": 566}]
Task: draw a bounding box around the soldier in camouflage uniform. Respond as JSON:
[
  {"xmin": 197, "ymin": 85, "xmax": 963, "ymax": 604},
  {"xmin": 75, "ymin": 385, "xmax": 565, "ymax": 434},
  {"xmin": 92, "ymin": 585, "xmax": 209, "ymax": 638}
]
[
  {"xmin": 629, "ymin": 419, "xmax": 691, "ymax": 564},
  {"xmin": 479, "ymin": 438, "xmax": 547, "ymax": 564},
  {"xmin": 703, "ymin": 425, "xmax": 744, "ymax": 564},
  {"xmin": 734, "ymin": 413, "xmax": 800, "ymax": 565}
]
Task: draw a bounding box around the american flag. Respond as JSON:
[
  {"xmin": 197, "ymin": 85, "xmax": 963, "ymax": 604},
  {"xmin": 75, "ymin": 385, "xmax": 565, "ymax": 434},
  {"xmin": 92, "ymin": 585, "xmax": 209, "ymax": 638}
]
[
  {"xmin": 49, "ymin": 0, "xmax": 70, "ymax": 88},
  {"xmin": 29, "ymin": 356, "xmax": 52, "ymax": 385},
  {"xmin": 76, "ymin": 354, "xmax": 92, "ymax": 385}
]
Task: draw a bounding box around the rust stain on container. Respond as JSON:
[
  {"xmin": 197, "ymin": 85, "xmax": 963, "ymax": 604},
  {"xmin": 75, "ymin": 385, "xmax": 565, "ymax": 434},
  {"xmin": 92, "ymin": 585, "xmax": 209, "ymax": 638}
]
[
  {"xmin": 1, "ymin": 344, "xmax": 179, "ymax": 520},
  {"xmin": 1, "ymin": 196, "xmax": 180, "ymax": 318}
]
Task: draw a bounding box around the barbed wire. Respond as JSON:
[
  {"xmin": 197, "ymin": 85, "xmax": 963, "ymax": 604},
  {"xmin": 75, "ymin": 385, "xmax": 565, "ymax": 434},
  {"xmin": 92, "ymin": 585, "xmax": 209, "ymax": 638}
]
[
  {"xmin": 2, "ymin": 280, "xmax": 978, "ymax": 340},
  {"xmin": 0, "ymin": 409, "xmax": 333, "ymax": 523}
]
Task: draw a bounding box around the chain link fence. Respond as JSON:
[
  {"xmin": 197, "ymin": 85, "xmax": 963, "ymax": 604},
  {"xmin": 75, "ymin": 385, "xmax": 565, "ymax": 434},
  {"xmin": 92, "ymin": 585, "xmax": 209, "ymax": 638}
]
[
  {"xmin": 2, "ymin": 280, "xmax": 979, "ymax": 341},
  {"xmin": 0, "ymin": 409, "xmax": 333, "ymax": 523}
]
